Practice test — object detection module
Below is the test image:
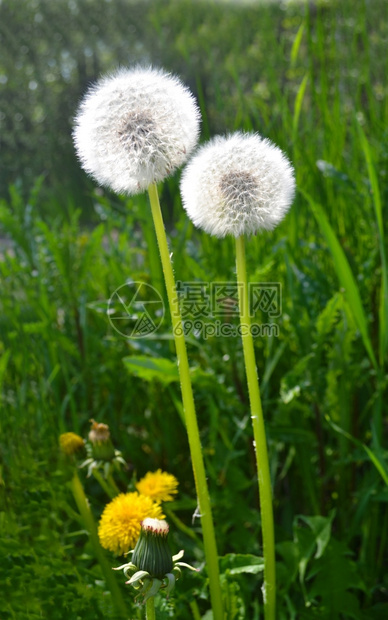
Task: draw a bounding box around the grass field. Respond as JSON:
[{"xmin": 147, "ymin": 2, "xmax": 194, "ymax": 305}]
[{"xmin": 0, "ymin": 0, "xmax": 387, "ymax": 618}]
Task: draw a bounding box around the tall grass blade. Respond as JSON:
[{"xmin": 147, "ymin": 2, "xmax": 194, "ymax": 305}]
[
  {"xmin": 304, "ymin": 192, "xmax": 378, "ymax": 370},
  {"xmin": 292, "ymin": 74, "xmax": 309, "ymax": 143},
  {"xmin": 0, "ymin": 349, "xmax": 10, "ymax": 398},
  {"xmin": 290, "ymin": 22, "xmax": 305, "ymax": 68},
  {"xmin": 325, "ymin": 415, "xmax": 388, "ymax": 487},
  {"xmin": 357, "ymin": 123, "xmax": 388, "ymax": 366}
]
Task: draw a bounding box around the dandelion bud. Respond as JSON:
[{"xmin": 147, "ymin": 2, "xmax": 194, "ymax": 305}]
[
  {"xmin": 88, "ymin": 419, "xmax": 115, "ymax": 461},
  {"xmin": 132, "ymin": 518, "xmax": 173, "ymax": 580},
  {"xmin": 180, "ymin": 132, "xmax": 295, "ymax": 238},
  {"xmin": 73, "ymin": 66, "xmax": 201, "ymax": 195},
  {"xmin": 113, "ymin": 518, "xmax": 198, "ymax": 602}
]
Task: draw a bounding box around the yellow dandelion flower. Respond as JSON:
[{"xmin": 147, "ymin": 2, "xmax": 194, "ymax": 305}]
[
  {"xmin": 136, "ymin": 469, "xmax": 179, "ymax": 503},
  {"xmin": 59, "ymin": 432, "xmax": 84, "ymax": 456},
  {"xmin": 98, "ymin": 492, "xmax": 164, "ymax": 555}
]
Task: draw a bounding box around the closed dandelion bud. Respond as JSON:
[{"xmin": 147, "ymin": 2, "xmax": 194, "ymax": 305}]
[
  {"xmin": 113, "ymin": 518, "xmax": 198, "ymax": 603},
  {"xmin": 132, "ymin": 518, "xmax": 173, "ymax": 580},
  {"xmin": 80, "ymin": 419, "xmax": 126, "ymax": 478},
  {"xmin": 73, "ymin": 66, "xmax": 201, "ymax": 195},
  {"xmin": 88, "ymin": 419, "xmax": 115, "ymax": 461},
  {"xmin": 180, "ymin": 132, "xmax": 295, "ymax": 238}
]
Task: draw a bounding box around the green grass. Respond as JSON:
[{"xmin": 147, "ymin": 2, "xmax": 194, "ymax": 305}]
[{"xmin": 1, "ymin": 0, "xmax": 388, "ymax": 618}]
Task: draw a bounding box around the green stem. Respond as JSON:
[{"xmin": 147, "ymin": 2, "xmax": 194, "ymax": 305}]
[
  {"xmin": 147, "ymin": 183, "xmax": 224, "ymax": 620},
  {"xmin": 235, "ymin": 235, "xmax": 276, "ymax": 620},
  {"xmin": 189, "ymin": 599, "xmax": 202, "ymax": 620},
  {"xmin": 69, "ymin": 472, "xmax": 128, "ymax": 619},
  {"xmin": 146, "ymin": 597, "xmax": 156, "ymax": 620},
  {"xmin": 92, "ymin": 468, "xmax": 116, "ymax": 499},
  {"xmin": 107, "ymin": 471, "xmax": 121, "ymax": 496},
  {"xmin": 164, "ymin": 505, "xmax": 202, "ymax": 545}
]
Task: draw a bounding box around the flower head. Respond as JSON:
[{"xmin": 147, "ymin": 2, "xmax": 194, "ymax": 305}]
[
  {"xmin": 114, "ymin": 518, "xmax": 198, "ymax": 603},
  {"xmin": 136, "ymin": 469, "xmax": 179, "ymax": 503},
  {"xmin": 59, "ymin": 432, "xmax": 85, "ymax": 457},
  {"xmin": 73, "ymin": 66, "xmax": 201, "ymax": 195},
  {"xmin": 88, "ymin": 419, "xmax": 115, "ymax": 461},
  {"xmin": 132, "ymin": 518, "xmax": 173, "ymax": 580},
  {"xmin": 98, "ymin": 492, "xmax": 164, "ymax": 555},
  {"xmin": 80, "ymin": 419, "xmax": 126, "ymax": 477},
  {"xmin": 180, "ymin": 132, "xmax": 295, "ymax": 238}
]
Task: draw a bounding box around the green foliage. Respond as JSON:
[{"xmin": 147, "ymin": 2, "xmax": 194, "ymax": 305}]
[{"xmin": 1, "ymin": 0, "xmax": 388, "ymax": 618}]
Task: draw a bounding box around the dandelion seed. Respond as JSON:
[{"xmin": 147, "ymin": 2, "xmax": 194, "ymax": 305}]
[
  {"xmin": 73, "ymin": 66, "xmax": 200, "ymax": 195},
  {"xmin": 180, "ymin": 132, "xmax": 295, "ymax": 238}
]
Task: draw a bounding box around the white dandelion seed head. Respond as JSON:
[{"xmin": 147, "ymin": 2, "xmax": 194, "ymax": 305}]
[
  {"xmin": 73, "ymin": 66, "xmax": 201, "ymax": 195},
  {"xmin": 180, "ymin": 132, "xmax": 295, "ymax": 238}
]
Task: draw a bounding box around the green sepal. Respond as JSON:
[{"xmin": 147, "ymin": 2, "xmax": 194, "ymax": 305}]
[
  {"xmin": 126, "ymin": 570, "xmax": 150, "ymax": 587},
  {"xmin": 132, "ymin": 525, "xmax": 173, "ymax": 579},
  {"xmin": 164, "ymin": 573, "xmax": 176, "ymax": 597}
]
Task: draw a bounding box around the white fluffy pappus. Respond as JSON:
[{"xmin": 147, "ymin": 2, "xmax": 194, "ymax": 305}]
[
  {"xmin": 73, "ymin": 66, "xmax": 201, "ymax": 195},
  {"xmin": 180, "ymin": 132, "xmax": 295, "ymax": 238}
]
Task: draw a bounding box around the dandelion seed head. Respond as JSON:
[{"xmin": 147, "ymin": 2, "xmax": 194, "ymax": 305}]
[
  {"xmin": 180, "ymin": 132, "xmax": 295, "ymax": 238},
  {"xmin": 73, "ymin": 66, "xmax": 200, "ymax": 195}
]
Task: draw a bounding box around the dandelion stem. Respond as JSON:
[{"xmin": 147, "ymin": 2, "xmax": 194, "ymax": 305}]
[
  {"xmin": 235, "ymin": 234, "xmax": 276, "ymax": 620},
  {"xmin": 92, "ymin": 468, "xmax": 116, "ymax": 499},
  {"xmin": 147, "ymin": 182, "xmax": 224, "ymax": 620},
  {"xmin": 189, "ymin": 599, "xmax": 202, "ymax": 620},
  {"xmin": 146, "ymin": 597, "xmax": 156, "ymax": 620},
  {"xmin": 107, "ymin": 471, "xmax": 121, "ymax": 496},
  {"xmin": 69, "ymin": 472, "xmax": 128, "ymax": 619},
  {"xmin": 164, "ymin": 505, "xmax": 202, "ymax": 545}
]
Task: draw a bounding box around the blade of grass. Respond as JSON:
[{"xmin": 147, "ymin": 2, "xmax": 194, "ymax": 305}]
[
  {"xmin": 292, "ymin": 74, "xmax": 309, "ymax": 143},
  {"xmin": 303, "ymin": 191, "xmax": 378, "ymax": 370},
  {"xmin": 0, "ymin": 349, "xmax": 10, "ymax": 396},
  {"xmin": 290, "ymin": 21, "xmax": 305, "ymax": 68},
  {"xmin": 325, "ymin": 415, "xmax": 388, "ymax": 487},
  {"xmin": 357, "ymin": 123, "xmax": 388, "ymax": 366}
]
